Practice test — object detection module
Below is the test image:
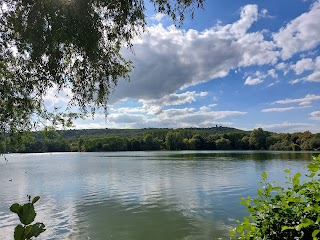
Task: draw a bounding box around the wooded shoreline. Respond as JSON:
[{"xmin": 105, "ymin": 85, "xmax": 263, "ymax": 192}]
[{"xmin": 1, "ymin": 127, "xmax": 319, "ymax": 153}]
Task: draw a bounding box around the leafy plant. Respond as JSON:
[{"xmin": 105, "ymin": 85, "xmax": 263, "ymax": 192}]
[
  {"xmin": 10, "ymin": 195, "xmax": 46, "ymax": 240},
  {"xmin": 230, "ymin": 155, "xmax": 320, "ymax": 240}
]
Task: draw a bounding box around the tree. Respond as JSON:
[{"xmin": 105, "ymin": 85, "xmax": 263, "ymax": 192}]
[
  {"xmin": 309, "ymin": 134, "xmax": 320, "ymax": 150},
  {"xmin": 188, "ymin": 134, "xmax": 204, "ymax": 150},
  {"xmin": 165, "ymin": 131, "xmax": 183, "ymax": 150},
  {"xmin": 249, "ymin": 128, "xmax": 269, "ymax": 150},
  {"xmin": 143, "ymin": 134, "xmax": 154, "ymax": 150},
  {"xmin": 225, "ymin": 132, "xmax": 246, "ymax": 149},
  {"xmin": 205, "ymin": 135, "xmax": 217, "ymax": 150},
  {"xmin": 215, "ymin": 137, "xmax": 231, "ymax": 150},
  {"xmin": 239, "ymin": 136, "xmax": 250, "ymax": 150},
  {"xmin": 129, "ymin": 138, "xmax": 141, "ymax": 151},
  {"xmin": 0, "ymin": 0, "xmax": 204, "ymax": 136}
]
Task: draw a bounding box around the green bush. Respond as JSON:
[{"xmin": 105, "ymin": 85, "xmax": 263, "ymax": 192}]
[{"xmin": 231, "ymin": 155, "xmax": 320, "ymax": 239}]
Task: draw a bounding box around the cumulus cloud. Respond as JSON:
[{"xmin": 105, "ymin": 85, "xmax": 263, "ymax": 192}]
[
  {"xmin": 289, "ymin": 56, "xmax": 320, "ymax": 83},
  {"xmin": 290, "ymin": 58, "xmax": 315, "ymax": 74},
  {"xmin": 272, "ymin": 94, "xmax": 320, "ymax": 105},
  {"xmin": 273, "ymin": 0, "xmax": 320, "ymax": 59},
  {"xmin": 310, "ymin": 111, "xmax": 320, "ymax": 120},
  {"xmin": 94, "ymin": 105, "xmax": 247, "ymax": 129},
  {"xmin": 275, "ymin": 62, "xmax": 289, "ymax": 75},
  {"xmin": 139, "ymin": 91, "xmax": 208, "ymax": 114},
  {"xmin": 304, "ymin": 56, "xmax": 320, "ymax": 82},
  {"xmin": 110, "ymin": 4, "xmax": 279, "ymax": 103},
  {"xmin": 154, "ymin": 108, "xmax": 247, "ymax": 128},
  {"xmin": 53, "ymin": 3, "xmax": 320, "ymax": 101}
]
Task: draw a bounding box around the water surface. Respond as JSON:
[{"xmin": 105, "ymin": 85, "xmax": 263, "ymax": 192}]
[{"xmin": 0, "ymin": 151, "xmax": 318, "ymax": 239}]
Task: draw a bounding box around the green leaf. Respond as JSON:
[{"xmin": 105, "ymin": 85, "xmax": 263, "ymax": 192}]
[
  {"xmin": 284, "ymin": 169, "xmax": 291, "ymax": 174},
  {"xmin": 307, "ymin": 172, "xmax": 316, "ymax": 178},
  {"xmin": 298, "ymin": 218, "xmax": 315, "ymax": 230},
  {"xmin": 18, "ymin": 203, "xmax": 36, "ymax": 225},
  {"xmin": 282, "ymin": 226, "xmax": 295, "ymax": 231},
  {"xmin": 10, "ymin": 203, "xmax": 21, "ymax": 214},
  {"xmin": 312, "ymin": 229, "xmax": 320, "ymax": 239},
  {"xmin": 32, "ymin": 196, "xmax": 40, "ymax": 204},
  {"xmin": 262, "ymin": 172, "xmax": 267, "ymax": 179},
  {"xmin": 25, "ymin": 222, "xmax": 46, "ymax": 239},
  {"xmin": 14, "ymin": 225, "xmax": 25, "ymax": 240},
  {"xmin": 293, "ymin": 172, "xmax": 301, "ymax": 186}
]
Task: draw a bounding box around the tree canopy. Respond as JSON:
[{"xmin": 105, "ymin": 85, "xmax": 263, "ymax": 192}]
[{"xmin": 0, "ymin": 0, "xmax": 204, "ymax": 134}]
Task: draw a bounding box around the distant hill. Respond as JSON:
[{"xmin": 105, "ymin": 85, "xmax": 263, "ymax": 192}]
[
  {"xmin": 59, "ymin": 126, "xmax": 247, "ymax": 140},
  {"xmin": 2, "ymin": 126, "xmax": 319, "ymax": 153}
]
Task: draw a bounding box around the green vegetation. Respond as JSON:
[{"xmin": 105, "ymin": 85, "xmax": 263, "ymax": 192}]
[
  {"xmin": 0, "ymin": 0, "xmax": 204, "ymax": 135},
  {"xmin": 231, "ymin": 155, "xmax": 320, "ymax": 239},
  {"xmin": 10, "ymin": 196, "xmax": 46, "ymax": 240},
  {"xmin": 1, "ymin": 127, "xmax": 320, "ymax": 153}
]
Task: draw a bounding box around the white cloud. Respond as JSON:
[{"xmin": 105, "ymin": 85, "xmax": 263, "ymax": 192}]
[
  {"xmin": 275, "ymin": 62, "xmax": 289, "ymax": 75},
  {"xmin": 272, "ymin": 94, "xmax": 320, "ymax": 105},
  {"xmin": 43, "ymin": 86, "xmax": 73, "ymax": 108},
  {"xmin": 139, "ymin": 91, "xmax": 208, "ymax": 114},
  {"xmin": 108, "ymin": 113, "xmax": 148, "ymax": 124},
  {"xmin": 76, "ymin": 106, "xmax": 246, "ymax": 129},
  {"xmin": 151, "ymin": 13, "xmax": 165, "ymax": 22},
  {"xmin": 260, "ymin": 8, "xmax": 269, "ymax": 17},
  {"xmin": 261, "ymin": 106, "xmax": 309, "ymax": 112},
  {"xmin": 267, "ymin": 69, "xmax": 278, "ymax": 78},
  {"xmin": 200, "ymin": 104, "xmax": 217, "ymax": 112},
  {"xmin": 305, "ymin": 71, "xmax": 320, "ymax": 82},
  {"xmin": 256, "ymin": 122, "xmax": 315, "ymax": 133},
  {"xmin": 155, "ymin": 108, "xmax": 247, "ymax": 128},
  {"xmin": 111, "ymin": 4, "xmax": 279, "ymax": 103},
  {"xmin": 310, "ymin": 111, "xmax": 320, "ymax": 120},
  {"xmin": 273, "ymin": 0, "xmax": 320, "ymax": 59},
  {"xmin": 244, "ymin": 70, "xmax": 269, "ymax": 85},
  {"xmin": 291, "ymin": 56, "xmax": 320, "ymax": 83},
  {"xmin": 244, "ymin": 76, "xmax": 263, "ymax": 85},
  {"xmin": 72, "ymin": 123, "xmax": 108, "ymax": 129},
  {"xmin": 276, "ymin": 62, "xmax": 286, "ymax": 70},
  {"xmin": 199, "ymin": 106, "xmax": 209, "ymax": 112},
  {"xmin": 290, "ymin": 58, "xmax": 315, "ymax": 74},
  {"xmin": 208, "ymin": 103, "xmax": 218, "ymax": 108},
  {"xmin": 111, "ymin": 107, "xmax": 146, "ymax": 114}
]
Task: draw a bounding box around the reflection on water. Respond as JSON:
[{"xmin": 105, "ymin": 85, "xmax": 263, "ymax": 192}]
[{"xmin": 0, "ymin": 151, "xmax": 318, "ymax": 239}]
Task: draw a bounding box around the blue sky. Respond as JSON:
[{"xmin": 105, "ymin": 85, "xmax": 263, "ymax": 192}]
[{"xmin": 46, "ymin": 0, "xmax": 320, "ymax": 132}]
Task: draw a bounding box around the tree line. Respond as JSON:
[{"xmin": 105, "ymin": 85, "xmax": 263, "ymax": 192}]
[{"xmin": 1, "ymin": 127, "xmax": 320, "ymax": 153}]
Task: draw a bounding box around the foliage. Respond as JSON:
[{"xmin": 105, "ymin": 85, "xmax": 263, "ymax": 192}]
[
  {"xmin": 249, "ymin": 128, "xmax": 270, "ymax": 150},
  {"xmin": 215, "ymin": 137, "xmax": 231, "ymax": 150},
  {"xmin": 10, "ymin": 195, "xmax": 46, "ymax": 240},
  {"xmin": 0, "ymin": 0, "xmax": 204, "ymax": 134},
  {"xmin": 2, "ymin": 127, "xmax": 320, "ymax": 153},
  {"xmin": 230, "ymin": 155, "xmax": 320, "ymax": 240}
]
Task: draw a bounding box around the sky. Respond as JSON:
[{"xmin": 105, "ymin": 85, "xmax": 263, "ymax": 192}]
[{"xmin": 46, "ymin": 0, "xmax": 320, "ymax": 133}]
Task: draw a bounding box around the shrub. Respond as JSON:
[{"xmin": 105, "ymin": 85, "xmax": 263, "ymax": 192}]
[{"xmin": 230, "ymin": 155, "xmax": 320, "ymax": 239}]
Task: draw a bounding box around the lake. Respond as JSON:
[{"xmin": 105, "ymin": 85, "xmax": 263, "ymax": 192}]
[{"xmin": 0, "ymin": 151, "xmax": 318, "ymax": 239}]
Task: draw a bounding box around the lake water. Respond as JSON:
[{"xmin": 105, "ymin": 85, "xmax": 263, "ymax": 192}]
[{"xmin": 0, "ymin": 151, "xmax": 318, "ymax": 239}]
